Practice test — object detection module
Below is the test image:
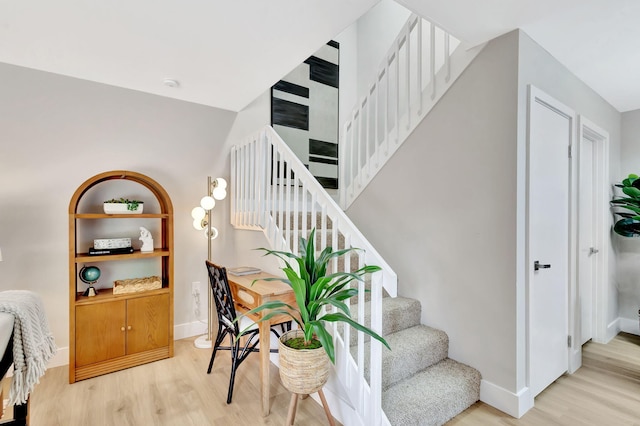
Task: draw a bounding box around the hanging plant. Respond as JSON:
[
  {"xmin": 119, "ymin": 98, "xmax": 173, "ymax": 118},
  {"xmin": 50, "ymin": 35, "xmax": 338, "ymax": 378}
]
[{"xmin": 611, "ymin": 174, "xmax": 640, "ymax": 237}]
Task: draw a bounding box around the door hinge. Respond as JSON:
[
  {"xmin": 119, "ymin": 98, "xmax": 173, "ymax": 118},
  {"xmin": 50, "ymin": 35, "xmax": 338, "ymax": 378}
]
[
  {"xmin": 568, "ymin": 145, "xmax": 572, "ymax": 158},
  {"xmin": 567, "ymin": 335, "xmax": 572, "ymax": 347}
]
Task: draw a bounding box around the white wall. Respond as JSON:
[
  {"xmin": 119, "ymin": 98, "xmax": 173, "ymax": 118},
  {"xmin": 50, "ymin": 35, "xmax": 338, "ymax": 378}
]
[
  {"xmin": 355, "ymin": 0, "xmax": 411, "ymax": 100},
  {"xmin": 346, "ymin": 28, "xmax": 623, "ymax": 417},
  {"xmin": 517, "ymin": 29, "xmax": 622, "ymax": 340},
  {"xmin": 617, "ymin": 109, "xmax": 640, "ymax": 324},
  {"xmin": 347, "ymin": 30, "xmax": 520, "ymax": 396},
  {"xmin": 0, "ymin": 62, "xmax": 236, "ymax": 363},
  {"xmin": 515, "ymin": 30, "xmax": 621, "ymax": 408}
]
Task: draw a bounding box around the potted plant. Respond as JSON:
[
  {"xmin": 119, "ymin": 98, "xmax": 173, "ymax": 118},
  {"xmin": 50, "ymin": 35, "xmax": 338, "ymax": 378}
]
[
  {"xmin": 103, "ymin": 198, "xmax": 144, "ymax": 214},
  {"xmin": 611, "ymin": 173, "xmax": 640, "ymax": 236},
  {"xmin": 240, "ymin": 228, "xmax": 390, "ymax": 395}
]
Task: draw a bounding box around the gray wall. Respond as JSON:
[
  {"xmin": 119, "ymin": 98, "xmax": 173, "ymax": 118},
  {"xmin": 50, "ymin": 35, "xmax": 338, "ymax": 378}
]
[
  {"xmin": 347, "ymin": 28, "xmax": 623, "ymax": 406},
  {"xmin": 347, "ymin": 31, "xmax": 520, "ymax": 392},
  {"xmin": 618, "ymin": 109, "xmax": 640, "ymax": 320},
  {"xmin": 517, "ymin": 30, "xmax": 622, "ymax": 361},
  {"xmin": 0, "ymin": 62, "xmax": 237, "ymax": 357}
]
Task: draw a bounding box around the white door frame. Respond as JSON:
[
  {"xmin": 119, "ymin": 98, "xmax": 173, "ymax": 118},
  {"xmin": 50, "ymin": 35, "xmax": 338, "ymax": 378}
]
[
  {"xmin": 576, "ymin": 116, "xmax": 610, "ymax": 349},
  {"xmin": 526, "ymin": 85, "xmax": 575, "ymax": 392},
  {"xmin": 526, "ymin": 87, "xmax": 611, "ymax": 381}
]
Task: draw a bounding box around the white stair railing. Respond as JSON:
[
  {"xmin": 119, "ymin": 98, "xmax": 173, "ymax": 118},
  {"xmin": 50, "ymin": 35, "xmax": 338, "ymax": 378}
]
[
  {"xmin": 340, "ymin": 14, "xmax": 483, "ymax": 209},
  {"xmin": 231, "ymin": 125, "xmax": 397, "ymax": 425}
]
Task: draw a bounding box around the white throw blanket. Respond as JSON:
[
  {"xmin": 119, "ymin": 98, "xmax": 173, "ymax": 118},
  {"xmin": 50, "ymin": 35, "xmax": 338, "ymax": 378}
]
[{"xmin": 0, "ymin": 290, "xmax": 56, "ymax": 405}]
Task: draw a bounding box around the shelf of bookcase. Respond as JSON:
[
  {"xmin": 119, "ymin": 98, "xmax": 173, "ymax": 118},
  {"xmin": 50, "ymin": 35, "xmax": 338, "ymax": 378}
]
[{"xmin": 75, "ymin": 249, "xmax": 170, "ymax": 263}]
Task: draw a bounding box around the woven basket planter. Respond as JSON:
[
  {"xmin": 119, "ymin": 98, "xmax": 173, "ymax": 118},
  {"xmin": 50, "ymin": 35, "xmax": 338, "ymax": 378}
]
[{"xmin": 278, "ymin": 329, "xmax": 330, "ymax": 394}]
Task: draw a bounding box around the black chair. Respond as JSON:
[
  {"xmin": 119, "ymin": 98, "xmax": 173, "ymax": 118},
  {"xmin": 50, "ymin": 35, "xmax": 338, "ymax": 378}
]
[{"xmin": 205, "ymin": 260, "xmax": 289, "ymax": 404}]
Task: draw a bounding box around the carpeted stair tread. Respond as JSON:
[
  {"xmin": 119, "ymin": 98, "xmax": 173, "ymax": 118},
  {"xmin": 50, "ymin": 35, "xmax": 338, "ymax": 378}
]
[
  {"xmin": 382, "ymin": 358, "xmax": 481, "ymax": 426},
  {"xmin": 354, "ymin": 325, "xmax": 449, "ymax": 390},
  {"xmin": 276, "ymin": 212, "xmax": 333, "ymax": 231},
  {"xmin": 349, "ymin": 297, "xmax": 421, "ymax": 346}
]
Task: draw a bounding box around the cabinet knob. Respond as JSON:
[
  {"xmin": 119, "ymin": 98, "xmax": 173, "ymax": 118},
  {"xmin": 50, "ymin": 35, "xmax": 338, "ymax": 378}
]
[
  {"xmin": 127, "ymin": 325, "xmax": 132, "ymax": 331},
  {"xmin": 121, "ymin": 326, "xmax": 125, "ymax": 332}
]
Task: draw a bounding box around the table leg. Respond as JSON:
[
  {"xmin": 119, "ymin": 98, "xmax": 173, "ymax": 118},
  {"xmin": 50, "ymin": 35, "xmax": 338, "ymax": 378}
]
[{"xmin": 259, "ymin": 320, "xmax": 270, "ymax": 416}]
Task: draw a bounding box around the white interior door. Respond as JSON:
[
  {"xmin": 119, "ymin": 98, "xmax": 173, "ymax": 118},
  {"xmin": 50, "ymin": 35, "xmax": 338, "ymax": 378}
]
[
  {"xmin": 578, "ymin": 135, "xmax": 595, "ymax": 345},
  {"xmin": 528, "ymin": 87, "xmax": 573, "ymax": 398},
  {"xmin": 577, "ymin": 116, "xmax": 609, "ymax": 345}
]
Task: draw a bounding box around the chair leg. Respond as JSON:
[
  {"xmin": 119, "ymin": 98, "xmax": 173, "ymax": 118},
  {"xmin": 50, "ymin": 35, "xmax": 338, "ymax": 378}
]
[
  {"xmin": 226, "ymin": 340, "xmax": 240, "ymax": 404},
  {"xmin": 286, "ymin": 392, "xmax": 298, "ymax": 426},
  {"xmin": 207, "ymin": 327, "xmax": 225, "ymax": 374}
]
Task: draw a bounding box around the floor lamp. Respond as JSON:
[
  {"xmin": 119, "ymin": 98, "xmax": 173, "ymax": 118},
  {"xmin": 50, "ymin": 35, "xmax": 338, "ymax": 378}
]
[{"xmin": 191, "ymin": 176, "xmax": 227, "ymax": 349}]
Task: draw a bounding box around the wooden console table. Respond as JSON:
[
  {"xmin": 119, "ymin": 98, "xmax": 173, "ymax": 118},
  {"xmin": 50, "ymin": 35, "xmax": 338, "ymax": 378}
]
[{"xmin": 227, "ymin": 272, "xmax": 295, "ymax": 417}]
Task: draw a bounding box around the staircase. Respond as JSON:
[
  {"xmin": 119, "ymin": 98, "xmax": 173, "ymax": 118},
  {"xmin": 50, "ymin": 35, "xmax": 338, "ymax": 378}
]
[
  {"xmin": 230, "ymin": 127, "xmax": 481, "ymax": 425},
  {"xmin": 353, "ymin": 297, "xmax": 481, "ymax": 425},
  {"xmin": 229, "ymin": 11, "xmax": 485, "ymax": 426}
]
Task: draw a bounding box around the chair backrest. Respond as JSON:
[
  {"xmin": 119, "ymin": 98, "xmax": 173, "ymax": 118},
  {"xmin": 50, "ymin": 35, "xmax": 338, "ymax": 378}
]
[{"xmin": 205, "ymin": 260, "xmax": 239, "ymax": 334}]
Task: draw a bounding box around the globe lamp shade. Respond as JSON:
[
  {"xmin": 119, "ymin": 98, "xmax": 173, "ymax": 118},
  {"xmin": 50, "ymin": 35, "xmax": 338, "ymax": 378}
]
[
  {"xmin": 193, "ymin": 218, "xmax": 206, "ymax": 231},
  {"xmin": 212, "ymin": 187, "xmax": 227, "ymax": 200},
  {"xmin": 205, "ymin": 227, "xmax": 219, "ymax": 240},
  {"xmin": 191, "ymin": 206, "xmax": 206, "ymax": 220},
  {"xmin": 214, "ymin": 178, "xmax": 227, "ymax": 190},
  {"xmin": 200, "ymin": 196, "xmax": 215, "ymax": 210}
]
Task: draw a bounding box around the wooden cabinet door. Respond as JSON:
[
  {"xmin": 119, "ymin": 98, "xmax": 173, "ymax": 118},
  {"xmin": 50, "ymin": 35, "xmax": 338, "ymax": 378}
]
[
  {"xmin": 126, "ymin": 294, "xmax": 169, "ymax": 355},
  {"xmin": 75, "ymin": 301, "xmax": 126, "ymax": 367}
]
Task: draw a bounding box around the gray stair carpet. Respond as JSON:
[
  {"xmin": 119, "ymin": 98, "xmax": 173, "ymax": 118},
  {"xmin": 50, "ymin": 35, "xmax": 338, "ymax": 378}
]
[
  {"xmin": 348, "ymin": 296, "xmax": 481, "ymax": 425},
  {"xmin": 354, "ymin": 324, "xmax": 449, "ymax": 390},
  {"xmin": 382, "ymin": 358, "xmax": 481, "ymax": 426},
  {"xmin": 349, "ymin": 297, "xmax": 422, "ymax": 346},
  {"xmin": 281, "ymin": 213, "xmax": 481, "ymax": 424}
]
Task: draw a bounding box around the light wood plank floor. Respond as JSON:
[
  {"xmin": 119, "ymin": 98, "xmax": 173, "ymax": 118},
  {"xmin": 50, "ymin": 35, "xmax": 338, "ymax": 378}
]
[
  {"xmin": 448, "ymin": 333, "xmax": 640, "ymax": 425},
  {"xmin": 17, "ymin": 333, "xmax": 640, "ymax": 425},
  {"xmin": 25, "ymin": 337, "xmax": 338, "ymax": 426}
]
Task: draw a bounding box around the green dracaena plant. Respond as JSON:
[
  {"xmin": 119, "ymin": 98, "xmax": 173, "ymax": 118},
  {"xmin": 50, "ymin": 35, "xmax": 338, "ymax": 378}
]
[
  {"xmin": 611, "ymin": 173, "xmax": 640, "ymax": 237},
  {"xmin": 240, "ymin": 228, "xmax": 390, "ymax": 363}
]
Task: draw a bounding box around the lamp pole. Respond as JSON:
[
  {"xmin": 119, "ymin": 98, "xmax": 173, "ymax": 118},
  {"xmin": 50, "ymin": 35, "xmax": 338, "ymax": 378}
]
[
  {"xmin": 206, "ymin": 175, "xmax": 213, "ymax": 343},
  {"xmin": 192, "ymin": 175, "xmax": 227, "ymax": 349}
]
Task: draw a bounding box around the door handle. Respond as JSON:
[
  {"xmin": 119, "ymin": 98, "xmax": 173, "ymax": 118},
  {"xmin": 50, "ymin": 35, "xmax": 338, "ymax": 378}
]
[
  {"xmin": 589, "ymin": 247, "xmax": 599, "ymax": 256},
  {"xmin": 534, "ymin": 261, "xmax": 551, "ymax": 271}
]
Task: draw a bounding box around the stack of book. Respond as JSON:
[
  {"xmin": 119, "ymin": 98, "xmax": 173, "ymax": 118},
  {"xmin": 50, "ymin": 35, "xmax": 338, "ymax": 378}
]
[
  {"xmin": 89, "ymin": 238, "xmax": 134, "ymax": 255},
  {"xmin": 88, "ymin": 246, "xmax": 134, "ymax": 256},
  {"xmin": 227, "ymin": 266, "xmax": 262, "ymax": 276}
]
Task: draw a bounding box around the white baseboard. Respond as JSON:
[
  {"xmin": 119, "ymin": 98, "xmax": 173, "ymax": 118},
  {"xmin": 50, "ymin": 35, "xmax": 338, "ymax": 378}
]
[
  {"xmin": 174, "ymin": 320, "xmax": 208, "ymax": 341},
  {"xmin": 606, "ymin": 318, "xmax": 621, "ymax": 342},
  {"xmin": 48, "ymin": 347, "xmax": 69, "ymax": 369},
  {"xmin": 480, "ymin": 380, "xmax": 533, "ymax": 418},
  {"xmin": 619, "ymin": 317, "xmax": 640, "ymax": 336}
]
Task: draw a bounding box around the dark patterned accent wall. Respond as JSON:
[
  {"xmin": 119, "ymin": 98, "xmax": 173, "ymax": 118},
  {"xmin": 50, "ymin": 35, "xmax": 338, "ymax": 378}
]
[{"xmin": 271, "ymin": 41, "xmax": 339, "ymax": 189}]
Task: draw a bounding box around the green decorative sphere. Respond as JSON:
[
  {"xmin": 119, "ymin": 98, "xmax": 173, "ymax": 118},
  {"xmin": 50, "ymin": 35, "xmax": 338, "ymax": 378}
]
[{"xmin": 79, "ymin": 266, "xmax": 101, "ymax": 284}]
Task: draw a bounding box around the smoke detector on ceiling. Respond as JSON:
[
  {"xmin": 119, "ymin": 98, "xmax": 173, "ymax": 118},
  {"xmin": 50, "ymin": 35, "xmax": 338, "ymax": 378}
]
[{"xmin": 163, "ymin": 79, "xmax": 180, "ymax": 88}]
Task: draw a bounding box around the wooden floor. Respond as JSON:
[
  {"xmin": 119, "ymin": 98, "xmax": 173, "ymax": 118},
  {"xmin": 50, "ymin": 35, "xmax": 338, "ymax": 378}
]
[
  {"xmin": 18, "ymin": 333, "xmax": 640, "ymax": 425},
  {"xmin": 26, "ymin": 337, "xmax": 337, "ymax": 426},
  {"xmin": 448, "ymin": 332, "xmax": 640, "ymax": 425}
]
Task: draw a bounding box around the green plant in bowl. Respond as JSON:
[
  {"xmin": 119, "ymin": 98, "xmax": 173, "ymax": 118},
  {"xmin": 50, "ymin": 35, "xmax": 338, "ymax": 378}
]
[{"xmin": 104, "ymin": 198, "xmax": 143, "ymax": 211}]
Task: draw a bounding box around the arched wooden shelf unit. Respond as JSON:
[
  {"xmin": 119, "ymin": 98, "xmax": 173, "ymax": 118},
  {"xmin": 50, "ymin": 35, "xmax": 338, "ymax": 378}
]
[{"xmin": 68, "ymin": 170, "xmax": 174, "ymax": 383}]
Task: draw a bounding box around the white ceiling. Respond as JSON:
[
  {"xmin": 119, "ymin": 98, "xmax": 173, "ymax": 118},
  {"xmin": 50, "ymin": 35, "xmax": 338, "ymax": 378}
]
[
  {"xmin": 1, "ymin": 0, "xmax": 639, "ymax": 112},
  {"xmin": 398, "ymin": 0, "xmax": 640, "ymax": 112},
  {"xmin": 0, "ymin": 0, "xmax": 378, "ymax": 112}
]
